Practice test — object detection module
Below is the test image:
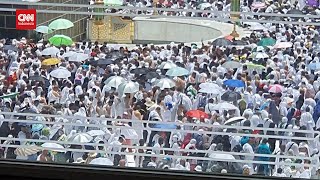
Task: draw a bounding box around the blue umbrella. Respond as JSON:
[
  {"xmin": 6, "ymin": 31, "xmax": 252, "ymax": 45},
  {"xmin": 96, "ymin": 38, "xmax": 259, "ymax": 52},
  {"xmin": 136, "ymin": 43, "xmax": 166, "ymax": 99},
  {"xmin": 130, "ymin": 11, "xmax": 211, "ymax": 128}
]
[
  {"xmin": 223, "ymin": 79, "xmax": 245, "ymax": 88},
  {"xmin": 32, "ymin": 123, "xmax": 44, "ymax": 132},
  {"xmin": 308, "ymin": 62, "xmax": 320, "ymax": 70}
]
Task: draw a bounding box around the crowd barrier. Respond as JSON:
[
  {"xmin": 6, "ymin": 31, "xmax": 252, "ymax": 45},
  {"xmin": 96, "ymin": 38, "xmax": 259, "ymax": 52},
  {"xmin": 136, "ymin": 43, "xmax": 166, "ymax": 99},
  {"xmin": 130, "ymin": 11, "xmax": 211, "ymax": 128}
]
[{"xmin": 0, "ymin": 112, "xmax": 318, "ymax": 168}]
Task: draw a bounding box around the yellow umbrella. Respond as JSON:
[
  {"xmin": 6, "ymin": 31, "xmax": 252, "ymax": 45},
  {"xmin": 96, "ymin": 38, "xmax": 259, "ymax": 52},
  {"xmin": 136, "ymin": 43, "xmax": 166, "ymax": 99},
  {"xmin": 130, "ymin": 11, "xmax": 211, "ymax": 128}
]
[{"xmin": 42, "ymin": 58, "xmax": 61, "ymax": 66}]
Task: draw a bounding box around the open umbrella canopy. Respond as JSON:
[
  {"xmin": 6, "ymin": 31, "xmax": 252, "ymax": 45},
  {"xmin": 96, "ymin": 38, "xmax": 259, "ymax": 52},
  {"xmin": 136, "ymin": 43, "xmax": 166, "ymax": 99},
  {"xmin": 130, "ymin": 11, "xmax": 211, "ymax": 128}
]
[
  {"xmin": 49, "ymin": 35, "xmax": 73, "ymax": 46},
  {"xmin": 257, "ymin": 37, "xmax": 276, "ymax": 47},
  {"xmin": 273, "ymin": 42, "xmax": 293, "ymax": 49},
  {"xmin": 287, "ymin": 9, "xmax": 304, "ymax": 14},
  {"xmin": 222, "ymin": 61, "xmax": 242, "ymax": 69},
  {"xmin": 253, "ymin": 52, "xmax": 269, "ymax": 59},
  {"xmin": 97, "ymin": 58, "xmax": 115, "ymax": 65},
  {"xmin": 211, "ymin": 38, "xmax": 232, "ymax": 46},
  {"xmin": 252, "ymin": 46, "xmax": 266, "ymax": 52},
  {"xmin": 155, "ymin": 78, "xmax": 175, "ymax": 90},
  {"xmin": 232, "ymin": 40, "xmax": 249, "ymax": 46},
  {"xmin": 130, "ymin": 68, "xmax": 149, "ymax": 75},
  {"xmin": 221, "ymin": 91, "xmax": 242, "ymax": 101},
  {"xmin": 118, "ymin": 81, "xmax": 140, "ymax": 95},
  {"xmin": 244, "ymin": 63, "xmax": 265, "ymax": 69},
  {"xmin": 197, "ymin": 2, "xmax": 212, "ymax": 9},
  {"xmin": 41, "ymin": 143, "xmax": 65, "ymax": 152},
  {"xmin": 159, "ymin": 61, "xmax": 177, "ymax": 69},
  {"xmin": 145, "ymin": 71, "xmax": 160, "ymax": 79},
  {"xmin": 198, "ymin": 88, "xmax": 221, "ymax": 95},
  {"xmin": 14, "ymin": 146, "xmax": 41, "ymax": 157},
  {"xmin": 0, "ymin": 92, "xmax": 19, "ymax": 99},
  {"xmin": 29, "ymin": 75, "xmax": 46, "ymax": 83},
  {"xmin": 42, "ymin": 58, "xmax": 61, "ymax": 66},
  {"xmin": 49, "ymin": 18, "xmax": 74, "ymax": 30},
  {"xmin": 86, "ymin": 130, "xmax": 105, "ymax": 137},
  {"xmin": 90, "ymin": 157, "xmax": 114, "ymax": 166},
  {"xmin": 3, "ymin": 45, "xmax": 18, "ymax": 52},
  {"xmin": 224, "ymin": 117, "xmax": 246, "ymax": 125},
  {"xmin": 104, "ymin": 76, "xmax": 126, "ymax": 88},
  {"xmin": 212, "ymin": 102, "xmax": 238, "ymax": 111},
  {"xmin": 166, "ymin": 67, "xmax": 189, "ymax": 77},
  {"xmin": 199, "ymin": 82, "xmax": 221, "ymax": 90},
  {"xmin": 185, "ymin": 110, "xmax": 209, "ymax": 119},
  {"xmin": 209, "ymin": 153, "xmax": 235, "ymax": 160},
  {"xmin": 41, "ymin": 47, "xmax": 60, "ymax": 56},
  {"xmin": 309, "ymin": 62, "xmax": 320, "ymax": 70},
  {"xmin": 50, "ymin": 67, "xmax": 71, "ymax": 79},
  {"xmin": 269, "ymin": 84, "xmax": 284, "ymax": 93},
  {"xmin": 223, "ymin": 79, "xmax": 245, "ymax": 87},
  {"xmin": 68, "ymin": 133, "xmax": 93, "ymax": 143},
  {"xmin": 35, "ymin": 26, "xmax": 52, "ymax": 34},
  {"xmin": 68, "ymin": 53, "xmax": 89, "ymax": 62},
  {"xmin": 104, "ymin": 0, "xmax": 123, "ymax": 6}
]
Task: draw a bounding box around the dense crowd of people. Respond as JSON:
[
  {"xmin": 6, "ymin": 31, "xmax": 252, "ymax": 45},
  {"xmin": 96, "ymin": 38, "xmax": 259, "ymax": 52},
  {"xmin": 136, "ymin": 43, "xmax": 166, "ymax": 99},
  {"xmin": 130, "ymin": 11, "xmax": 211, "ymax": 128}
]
[{"xmin": 1, "ymin": 0, "xmax": 320, "ymax": 179}]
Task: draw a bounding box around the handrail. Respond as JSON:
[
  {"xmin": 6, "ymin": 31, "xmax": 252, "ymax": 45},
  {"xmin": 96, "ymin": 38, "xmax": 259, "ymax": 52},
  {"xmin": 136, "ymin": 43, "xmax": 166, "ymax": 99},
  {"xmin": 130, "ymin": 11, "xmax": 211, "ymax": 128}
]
[
  {"xmin": 1, "ymin": 0, "xmax": 319, "ymax": 20},
  {"xmin": 1, "ymin": 144, "xmax": 317, "ymax": 168},
  {"xmin": 0, "ymin": 112, "xmax": 316, "ymax": 134},
  {"xmin": 0, "ymin": 7, "xmax": 320, "ymax": 26}
]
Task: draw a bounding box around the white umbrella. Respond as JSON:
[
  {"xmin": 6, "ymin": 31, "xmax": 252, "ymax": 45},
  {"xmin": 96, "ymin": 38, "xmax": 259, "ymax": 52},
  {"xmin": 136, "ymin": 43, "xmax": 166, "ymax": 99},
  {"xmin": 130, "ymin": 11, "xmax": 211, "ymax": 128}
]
[
  {"xmin": 69, "ymin": 53, "xmax": 89, "ymax": 62},
  {"xmin": 273, "ymin": 42, "xmax": 293, "ymax": 49},
  {"xmin": 118, "ymin": 81, "xmax": 139, "ymax": 95},
  {"xmin": 50, "ymin": 67, "xmax": 71, "ymax": 79},
  {"xmin": 69, "ymin": 133, "xmax": 93, "ymax": 143},
  {"xmin": 222, "ymin": 61, "xmax": 242, "ymax": 69},
  {"xmin": 198, "ymin": 2, "xmax": 212, "ymax": 9},
  {"xmin": 198, "ymin": 88, "xmax": 221, "ymax": 95},
  {"xmin": 224, "ymin": 117, "xmax": 245, "ymax": 125},
  {"xmin": 199, "ymin": 83, "xmax": 221, "ymax": 90},
  {"xmin": 62, "ymin": 51, "xmax": 77, "ymax": 58},
  {"xmin": 35, "ymin": 26, "xmax": 52, "ymax": 34},
  {"xmin": 89, "ymin": 158, "xmax": 114, "ymax": 166},
  {"xmin": 41, "ymin": 47, "xmax": 60, "ymax": 56},
  {"xmin": 254, "ymin": 52, "xmax": 269, "ymax": 59},
  {"xmin": 159, "ymin": 61, "xmax": 177, "ymax": 69},
  {"xmin": 41, "ymin": 143, "xmax": 65, "ymax": 152},
  {"xmin": 212, "ymin": 102, "xmax": 238, "ymax": 111},
  {"xmin": 246, "ymin": 22, "xmax": 266, "ymax": 31},
  {"xmin": 86, "ymin": 130, "xmax": 105, "ymax": 137},
  {"xmin": 155, "ymin": 78, "xmax": 175, "ymax": 90},
  {"xmin": 104, "ymin": 76, "xmax": 125, "ymax": 88},
  {"xmin": 209, "ymin": 153, "xmax": 235, "ymax": 160}
]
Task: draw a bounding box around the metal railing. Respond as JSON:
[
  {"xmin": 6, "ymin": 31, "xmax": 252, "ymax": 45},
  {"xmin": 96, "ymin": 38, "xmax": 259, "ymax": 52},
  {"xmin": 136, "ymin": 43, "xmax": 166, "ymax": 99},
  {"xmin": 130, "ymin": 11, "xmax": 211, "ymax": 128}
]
[
  {"xmin": 0, "ymin": 1, "xmax": 320, "ymax": 26},
  {"xmin": 0, "ymin": 112, "xmax": 318, "ymax": 168}
]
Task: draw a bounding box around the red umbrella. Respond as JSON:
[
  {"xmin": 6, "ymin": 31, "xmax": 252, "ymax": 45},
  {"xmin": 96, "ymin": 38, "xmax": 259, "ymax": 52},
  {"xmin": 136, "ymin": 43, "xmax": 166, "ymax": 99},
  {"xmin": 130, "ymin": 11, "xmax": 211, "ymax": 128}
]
[{"xmin": 185, "ymin": 110, "xmax": 209, "ymax": 119}]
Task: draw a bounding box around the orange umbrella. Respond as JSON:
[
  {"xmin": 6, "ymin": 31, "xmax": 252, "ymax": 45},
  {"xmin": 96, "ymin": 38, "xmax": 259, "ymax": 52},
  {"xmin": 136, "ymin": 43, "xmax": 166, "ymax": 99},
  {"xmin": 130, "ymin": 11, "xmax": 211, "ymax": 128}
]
[{"xmin": 185, "ymin": 110, "xmax": 209, "ymax": 119}]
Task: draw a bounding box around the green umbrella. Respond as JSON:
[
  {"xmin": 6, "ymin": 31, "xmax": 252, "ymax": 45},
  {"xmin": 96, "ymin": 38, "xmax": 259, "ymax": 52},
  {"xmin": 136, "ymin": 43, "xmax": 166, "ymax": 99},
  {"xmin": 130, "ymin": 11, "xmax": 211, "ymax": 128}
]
[
  {"xmin": 244, "ymin": 63, "xmax": 265, "ymax": 69},
  {"xmin": 49, "ymin": 35, "xmax": 73, "ymax": 46},
  {"xmin": 104, "ymin": 0, "xmax": 123, "ymax": 6},
  {"xmin": 0, "ymin": 92, "xmax": 19, "ymax": 99},
  {"xmin": 257, "ymin": 37, "xmax": 276, "ymax": 47},
  {"xmin": 48, "ymin": 19, "xmax": 74, "ymax": 30}
]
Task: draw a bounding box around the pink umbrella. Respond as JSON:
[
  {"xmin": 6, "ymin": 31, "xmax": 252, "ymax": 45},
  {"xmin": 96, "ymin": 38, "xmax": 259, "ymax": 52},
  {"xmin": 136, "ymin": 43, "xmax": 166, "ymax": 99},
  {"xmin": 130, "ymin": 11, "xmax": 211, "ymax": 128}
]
[
  {"xmin": 251, "ymin": 2, "xmax": 266, "ymax": 10},
  {"xmin": 273, "ymin": 42, "xmax": 293, "ymax": 49},
  {"xmin": 269, "ymin": 84, "xmax": 284, "ymax": 93}
]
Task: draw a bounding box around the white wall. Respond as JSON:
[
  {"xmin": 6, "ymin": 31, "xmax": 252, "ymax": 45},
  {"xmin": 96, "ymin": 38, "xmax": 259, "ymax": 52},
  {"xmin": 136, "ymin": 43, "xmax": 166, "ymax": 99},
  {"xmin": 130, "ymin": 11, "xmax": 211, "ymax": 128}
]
[{"xmin": 134, "ymin": 18, "xmax": 222, "ymax": 43}]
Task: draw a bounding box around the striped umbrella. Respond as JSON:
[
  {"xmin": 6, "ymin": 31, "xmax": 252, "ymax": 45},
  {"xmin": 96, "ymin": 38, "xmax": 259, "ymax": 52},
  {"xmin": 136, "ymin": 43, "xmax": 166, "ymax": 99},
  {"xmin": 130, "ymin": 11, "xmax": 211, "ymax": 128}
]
[{"xmin": 14, "ymin": 146, "xmax": 41, "ymax": 157}]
